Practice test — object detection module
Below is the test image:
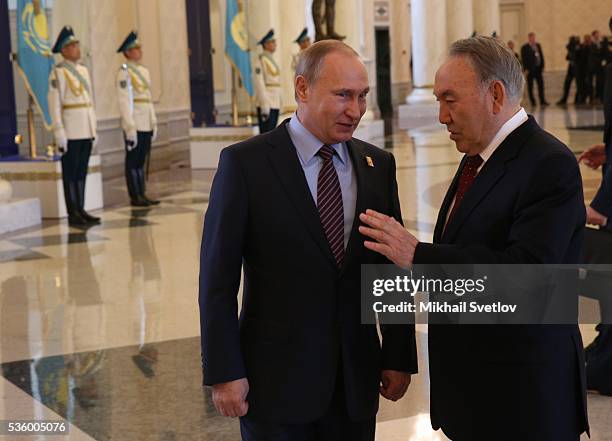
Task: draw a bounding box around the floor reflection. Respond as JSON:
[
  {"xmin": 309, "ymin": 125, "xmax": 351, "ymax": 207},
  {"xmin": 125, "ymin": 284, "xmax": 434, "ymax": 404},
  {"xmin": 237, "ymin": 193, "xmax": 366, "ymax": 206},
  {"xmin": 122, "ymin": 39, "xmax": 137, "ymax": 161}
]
[{"xmin": 0, "ymin": 104, "xmax": 610, "ymax": 440}]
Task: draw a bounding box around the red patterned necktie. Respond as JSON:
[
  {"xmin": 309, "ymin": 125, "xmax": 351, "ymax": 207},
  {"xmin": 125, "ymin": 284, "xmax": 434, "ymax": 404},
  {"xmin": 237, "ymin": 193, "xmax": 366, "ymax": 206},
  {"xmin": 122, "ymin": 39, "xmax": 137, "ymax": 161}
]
[
  {"xmin": 447, "ymin": 154, "xmax": 483, "ymax": 223},
  {"xmin": 317, "ymin": 144, "xmax": 344, "ymax": 268}
]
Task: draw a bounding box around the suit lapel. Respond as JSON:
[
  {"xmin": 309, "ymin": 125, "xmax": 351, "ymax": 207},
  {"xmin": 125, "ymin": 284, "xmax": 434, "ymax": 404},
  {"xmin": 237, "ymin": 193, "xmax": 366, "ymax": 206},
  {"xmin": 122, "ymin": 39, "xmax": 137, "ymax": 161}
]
[
  {"xmin": 265, "ymin": 120, "xmax": 337, "ymax": 268},
  {"xmin": 339, "ymin": 140, "xmax": 371, "ymax": 275},
  {"xmin": 441, "ymin": 116, "xmax": 536, "ymax": 243},
  {"xmin": 433, "ymin": 158, "xmax": 464, "ymax": 243}
]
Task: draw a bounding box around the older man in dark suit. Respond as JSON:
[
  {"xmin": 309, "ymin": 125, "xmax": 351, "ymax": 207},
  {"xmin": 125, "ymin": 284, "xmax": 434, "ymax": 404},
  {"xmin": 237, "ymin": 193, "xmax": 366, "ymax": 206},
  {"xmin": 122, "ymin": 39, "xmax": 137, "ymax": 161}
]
[
  {"xmin": 360, "ymin": 36, "xmax": 588, "ymax": 441},
  {"xmin": 199, "ymin": 40, "xmax": 417, "ymax": 441}
]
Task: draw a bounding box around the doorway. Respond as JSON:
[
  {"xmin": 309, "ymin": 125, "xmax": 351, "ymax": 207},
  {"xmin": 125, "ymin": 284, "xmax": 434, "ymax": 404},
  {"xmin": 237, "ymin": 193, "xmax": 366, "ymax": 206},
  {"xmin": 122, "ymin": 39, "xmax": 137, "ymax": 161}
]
[{"xmin": 375, "ymin": 28, "xmax": 392, "ymax": 117}]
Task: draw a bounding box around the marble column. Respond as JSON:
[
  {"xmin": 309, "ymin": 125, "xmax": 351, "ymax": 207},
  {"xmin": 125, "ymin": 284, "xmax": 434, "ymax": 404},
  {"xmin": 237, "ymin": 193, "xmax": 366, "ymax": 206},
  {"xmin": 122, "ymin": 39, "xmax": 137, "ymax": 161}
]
[
  {"xmin": 406, "ymin": 0, "xmax": 447, "ymax": 103},
  {"xmin": 472, "ymin": 0, "xmax": 500, "ymax": 36},
  {"xmin": 333, "ymin": 0, "xmax": 379, "ymax": 117},
  {"xmin": 446, "ymin": 0, "xmax": 473, "ymax": 45}
]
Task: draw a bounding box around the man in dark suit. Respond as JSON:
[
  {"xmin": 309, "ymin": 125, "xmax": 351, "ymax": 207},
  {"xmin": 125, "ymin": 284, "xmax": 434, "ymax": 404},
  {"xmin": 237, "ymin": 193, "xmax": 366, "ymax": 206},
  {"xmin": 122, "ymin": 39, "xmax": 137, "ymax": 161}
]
[
  {"xmin": 199, "ymin": 40, "xmax": 417, "ymax": 441},
  {"xmin": 521, "ymin": 32, "xmax": 549, "ymax": 106},
  {"xmin": 576, "ymin": 15, "xmax": 612, "ymax": 397},
  {"xmin": 360, "ymin": 36, "xmax": 588, "ymax": 440}
]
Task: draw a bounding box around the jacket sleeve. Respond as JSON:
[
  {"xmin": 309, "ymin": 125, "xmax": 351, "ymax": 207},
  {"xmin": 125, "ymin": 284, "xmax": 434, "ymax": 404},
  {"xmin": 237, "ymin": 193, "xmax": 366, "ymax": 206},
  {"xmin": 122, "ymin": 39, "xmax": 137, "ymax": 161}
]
[
  {"xmin": 414, "ymin": 151, "xmax": 584, "ymax": 264},
  {"xmin": 116, "ymin": 68, "xmax": 135, "ymax": 133},
  {"xmin": 199, "ymin": 147, "xmax": 249, "ymax": 385},
  {"xmin": 145, "ymin": 68, "xmax": 157, "ymax": 128},
  {"xmin": 380, "ymin": 153, "xmax": 419, "ymax": 374},
  {"xmin": 47, "ymin": 67, "xmax": 65, "ymax": 141},
  {"xmin": 83, "ymin": 67, "xmax": 97, "ymax": 138},
  {"xmin": 591, "ymin": 64, "xmax": 612, "ymax": 217},
  {"xmin": 253, "ymin": 57, "xmax": 270, "ymax": 113},
  {"xmin": 520, "ymin": 45, "xmax": 529, "ymax": 70},
  {"xmin": 604, "ymin": 64, "xmax": 612, "ymax": 147}
]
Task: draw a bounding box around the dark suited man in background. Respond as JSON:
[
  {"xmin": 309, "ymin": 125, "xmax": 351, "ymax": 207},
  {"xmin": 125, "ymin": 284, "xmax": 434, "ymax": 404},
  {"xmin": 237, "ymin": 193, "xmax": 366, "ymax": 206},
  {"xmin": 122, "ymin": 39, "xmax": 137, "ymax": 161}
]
[
  {"xmin": 557, "ymin": 35, "xmax": 580, "ymax": 105},
  {"xmin": 577, "ymin": 15, "xmax": 612, "ymax": 397},
  {"xmin": 521, "ymin": 32, "xmax": 549, "ymax": 106},
  {"xmin": 360, "ymin": 36, "xmax": 588, "ymax": 440},
  {"xmin": 506, "ymin": 40, "xmax": 520, "ymax": 65},
  {"xmin": 199, "ymin": 40, "xmax": 417, "ymax": 441},
  {"xmin": 590, "ymin": 30, "xmax": 606, "ymax": 103}
]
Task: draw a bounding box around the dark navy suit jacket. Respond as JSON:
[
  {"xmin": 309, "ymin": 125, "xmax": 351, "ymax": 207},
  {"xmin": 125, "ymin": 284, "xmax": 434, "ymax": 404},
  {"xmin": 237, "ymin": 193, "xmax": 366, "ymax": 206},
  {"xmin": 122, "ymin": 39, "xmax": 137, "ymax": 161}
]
[
  {"xmin": 590, "ymin": 63, "xmax": 612, "ymax": 217},
  {"xmin": 199, "ymin": 119, "xmax": 417, "ymax": 423},
  {"xmin": 414, "ymin": 116, "xmax": 589, "ymax": 440}
]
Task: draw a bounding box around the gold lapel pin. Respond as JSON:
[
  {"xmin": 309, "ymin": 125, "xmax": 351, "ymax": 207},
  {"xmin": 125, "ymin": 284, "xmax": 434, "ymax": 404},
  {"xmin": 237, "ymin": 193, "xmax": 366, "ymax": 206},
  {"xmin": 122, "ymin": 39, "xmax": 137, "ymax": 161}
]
[{"xmin": 365, "ymin": 156, "xmax": 374, "ymax": 167}]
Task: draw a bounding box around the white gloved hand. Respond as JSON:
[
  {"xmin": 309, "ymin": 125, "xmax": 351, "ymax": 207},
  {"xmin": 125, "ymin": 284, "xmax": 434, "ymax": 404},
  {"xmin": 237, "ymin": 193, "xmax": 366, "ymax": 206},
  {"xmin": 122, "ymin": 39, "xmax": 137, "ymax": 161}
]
[
  {"xmin": 126, "ymin": 130, "xmax": 138, "ymax": 151},
  {"xmin": 54, "ymin": 129, "xmax": 67, "ymax": 153},
  {"xmin": 92, "ymin": 136, "xmax": 98, "ymax": 149},
  {"xmin": 261, "ymin": 105, "xmax": 270, "ymax": 119},
  {"xmin": 152, "ymin": 126, "xmax": 158, "ymax": 142}
]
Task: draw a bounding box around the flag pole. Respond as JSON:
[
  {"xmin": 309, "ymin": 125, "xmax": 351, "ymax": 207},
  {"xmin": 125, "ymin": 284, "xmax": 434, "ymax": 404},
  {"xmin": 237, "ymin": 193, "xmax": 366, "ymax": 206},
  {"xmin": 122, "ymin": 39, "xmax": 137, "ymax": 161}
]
[
  {"xmin": 231, "ymin": 66, "xmax": 239, "ymax": 126},
  {"xmin": 27, "ymin": 95, "xmax": 37, "ymax": 158}
]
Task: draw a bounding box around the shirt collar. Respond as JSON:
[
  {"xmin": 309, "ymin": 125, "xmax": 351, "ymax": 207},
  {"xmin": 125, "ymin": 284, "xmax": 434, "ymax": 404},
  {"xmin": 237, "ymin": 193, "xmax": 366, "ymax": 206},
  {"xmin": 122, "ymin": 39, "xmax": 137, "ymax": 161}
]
[
  {"xmin": 479, "ymin": 107, "xmax": 528, "ymax": 165},
  {"xmin": 287, "ymin": 113, "xmax": 346, "ymax": 165}
]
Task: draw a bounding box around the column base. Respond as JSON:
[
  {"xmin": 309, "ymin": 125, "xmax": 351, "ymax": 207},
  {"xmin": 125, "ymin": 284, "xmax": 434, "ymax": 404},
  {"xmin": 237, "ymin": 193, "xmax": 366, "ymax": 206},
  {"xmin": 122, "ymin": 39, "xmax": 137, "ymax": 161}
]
[
  {"xmin": 398, "ymin": 88, "xmax": 442, "ymax": 130},
  {"xmin": 406, "ymin": 87, "xmax": 436, "ymax": 104},
  {"xmin": 189, "ymin": 126, "xmax": 260, "ymax": 169},
  {"xmin": 0, "ymin": 198, "xmax": 41, "ymax": 235},
  {"xmin": 0, "ymin": 155, "xmax": 104, "ymax": 218}
]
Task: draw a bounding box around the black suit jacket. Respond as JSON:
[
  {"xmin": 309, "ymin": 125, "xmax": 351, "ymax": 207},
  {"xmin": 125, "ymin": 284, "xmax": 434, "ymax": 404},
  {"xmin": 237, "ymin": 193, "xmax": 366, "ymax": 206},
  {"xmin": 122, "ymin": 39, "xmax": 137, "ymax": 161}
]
[
  {"xmin": 521, "ymin": 42, "xmax": 545, "ymax": 72},
  {"xmin": 199, "ymin": 119, "xmax": 417, "ymax": 423},
  {"xmin": 591, "ymin": 63, "xmax": 612, "ymax": 217},
  {"xmin": 414, "ymin": 116, "xmax": 589, "ymax": 440}
]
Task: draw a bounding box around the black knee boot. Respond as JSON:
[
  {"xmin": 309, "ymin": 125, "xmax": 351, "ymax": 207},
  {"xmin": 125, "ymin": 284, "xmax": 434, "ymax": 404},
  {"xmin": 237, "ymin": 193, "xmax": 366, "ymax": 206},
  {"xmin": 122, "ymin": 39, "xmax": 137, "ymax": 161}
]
[
  {"xmin": 76, "ymin": 180, "xmax": 100, "ymax": 223},
  {"xmin": 130, "ymin": 168, "xmax": 149, "ymax": 207},
  {"xmin": 63, "ymin": 179, "xmax": 87, "ymax": 226},
  {"xmin": 137, "ymin": 168, "xmax": 159, "ymax": 205}
]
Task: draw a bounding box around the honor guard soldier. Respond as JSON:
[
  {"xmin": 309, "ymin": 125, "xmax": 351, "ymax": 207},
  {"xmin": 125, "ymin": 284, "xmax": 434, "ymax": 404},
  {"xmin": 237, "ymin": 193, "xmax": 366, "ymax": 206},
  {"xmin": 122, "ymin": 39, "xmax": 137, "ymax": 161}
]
[
  {"xmin": 291, "ymin": 27, "xmax": 312, "ymax": 71},
  {"xmin": 48, "ymin": 26, "xmax": 100, "ymax": 225},
  {"xmin": 116, "ymin": 31, "xmax": 159, "ymax": 206},
  {"xmin": 254, "ymin": 29, "xmax": 282, "ymax": 134}
]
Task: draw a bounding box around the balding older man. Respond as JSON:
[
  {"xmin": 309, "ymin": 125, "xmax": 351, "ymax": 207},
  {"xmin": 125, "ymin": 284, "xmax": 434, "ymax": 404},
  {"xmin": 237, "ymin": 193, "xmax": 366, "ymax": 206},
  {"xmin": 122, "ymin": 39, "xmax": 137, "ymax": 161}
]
[
  {"xmin": 199, "ymin": 40, "xmax": 417, "ymax": 441},
  {"xmin": 360, "ymin": 36, "xmax": 589, "ymax": 440}
]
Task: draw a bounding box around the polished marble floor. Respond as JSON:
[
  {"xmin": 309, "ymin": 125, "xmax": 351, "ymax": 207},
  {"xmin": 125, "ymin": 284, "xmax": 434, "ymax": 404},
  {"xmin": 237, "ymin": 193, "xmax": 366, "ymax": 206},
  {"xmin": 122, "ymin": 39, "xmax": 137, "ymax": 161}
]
[{"xmin": 0, "ymin": 105, "xmax": 611, "ymax": 440}]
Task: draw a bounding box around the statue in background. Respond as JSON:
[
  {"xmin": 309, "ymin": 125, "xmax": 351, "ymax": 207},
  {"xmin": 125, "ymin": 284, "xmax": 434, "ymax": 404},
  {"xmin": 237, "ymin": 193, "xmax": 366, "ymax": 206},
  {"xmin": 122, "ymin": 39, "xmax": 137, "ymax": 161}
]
[{"xmin": 312, "ymin": 0, "xmax": 345, "ymax": 42}]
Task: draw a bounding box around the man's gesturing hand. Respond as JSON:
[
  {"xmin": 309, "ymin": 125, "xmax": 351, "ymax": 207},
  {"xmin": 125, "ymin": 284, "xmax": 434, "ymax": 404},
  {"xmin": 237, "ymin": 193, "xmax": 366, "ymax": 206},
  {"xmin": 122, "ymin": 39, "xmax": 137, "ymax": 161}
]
[
  {"xmin": 359, "ymin": 209, "xmax": 419, "ymax": 269},
  {"xmin": 212, "ymin": 377, "xmax": 249, "ymax": 417},
  {"xmin": 578, "ymin": 143, "xmax": 606, "ymax": 169}
]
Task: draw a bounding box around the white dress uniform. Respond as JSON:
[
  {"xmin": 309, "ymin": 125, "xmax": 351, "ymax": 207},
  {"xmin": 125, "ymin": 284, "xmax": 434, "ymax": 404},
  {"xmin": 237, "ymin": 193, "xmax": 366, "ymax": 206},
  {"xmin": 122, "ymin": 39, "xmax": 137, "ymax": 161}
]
[
  {"xmin": 116, "ymin": 62, "xmax": 157, "ymax": 138},
  {"xmin": 254, "ymin": 51, "xmax": 282, "ymax": 116},
  {"xmin": 48, "ymin": 60, "xmax": 97, "ymax": 146}
]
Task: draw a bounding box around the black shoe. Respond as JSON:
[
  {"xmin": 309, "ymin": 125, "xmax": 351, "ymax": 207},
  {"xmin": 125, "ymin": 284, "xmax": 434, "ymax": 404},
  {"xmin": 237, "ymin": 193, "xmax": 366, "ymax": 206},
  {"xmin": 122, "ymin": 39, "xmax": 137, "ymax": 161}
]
[
  {"xmin": 541, "ymin": 101, "xmax": 550, "ymax": 106},
  {"xmin": 556, "ymin": 100, "xmax": 566, "ymax": 106},
  {"xmin": 68, "ymin": 211, "xmax": 89, "ymax": 226},
  {"xmin": 131, "ymin": 196, "xmax": 151, "ymax": 207},
  {"xmin": 79, "ymin": 210, "xmax": 101, "ymax": 224},
  {"xmin": 142, "ymin": 196, "xmax": 160, "ymax": 205}
]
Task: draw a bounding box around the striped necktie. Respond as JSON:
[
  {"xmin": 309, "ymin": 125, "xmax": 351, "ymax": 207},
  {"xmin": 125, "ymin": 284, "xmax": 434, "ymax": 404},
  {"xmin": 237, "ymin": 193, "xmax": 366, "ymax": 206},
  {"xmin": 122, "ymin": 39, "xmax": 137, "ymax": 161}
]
[{"xmin": 317, "ymin": 144, "xmax": 344, "ymax": 268}]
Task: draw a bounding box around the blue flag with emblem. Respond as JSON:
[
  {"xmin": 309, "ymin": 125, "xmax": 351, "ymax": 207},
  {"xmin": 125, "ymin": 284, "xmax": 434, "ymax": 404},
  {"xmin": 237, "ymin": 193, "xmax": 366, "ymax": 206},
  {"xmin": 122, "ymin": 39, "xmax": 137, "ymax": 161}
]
[
  {"xmin": 16, "ymin": 0, "xmax": 54, "ymax": 130},
  {"xmin": 225, "ymin": 0, "xmax": 254, "ymax": 96}
]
